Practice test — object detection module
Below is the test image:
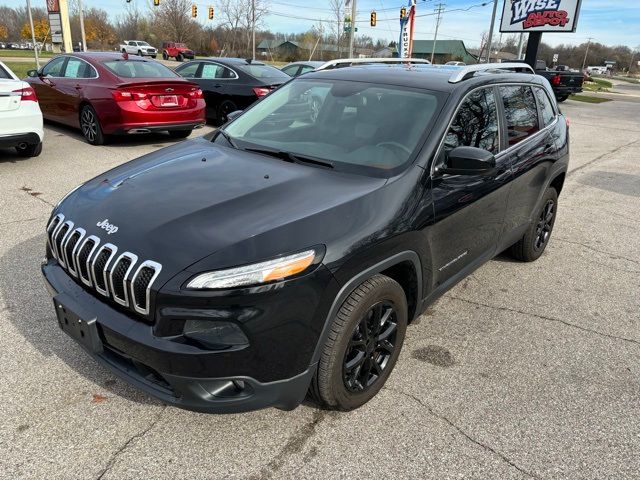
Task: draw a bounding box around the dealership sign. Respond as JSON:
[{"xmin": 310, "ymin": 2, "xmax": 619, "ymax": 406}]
[
  {"xmin": 500, "ymin": 0, "xmax": 583, "ymax": 33},
  {"xmin": 398, "ymin": 0, "xmax": 416, "ymax": 58}
]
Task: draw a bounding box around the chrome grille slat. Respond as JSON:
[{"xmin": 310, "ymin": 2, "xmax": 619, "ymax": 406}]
[
  {"xmin": 110, "ymin": 253, "xmax": 138, "ymax": 307},
  {"xmin": 91, "ymin": 243, "xmax": 118, "ymax": 297},
  {"xmin": 131, "ymin": 261, "xmax": 162, "ymax": 316},
  {"xmin": 48, "ymin": 218, "xmax": 162, "ymax": 319}
]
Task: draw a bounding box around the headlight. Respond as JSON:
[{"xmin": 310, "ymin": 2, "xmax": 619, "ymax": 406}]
[{"xmin": 186, "ymin": 249, "xmax": 319, "ymax": 289}]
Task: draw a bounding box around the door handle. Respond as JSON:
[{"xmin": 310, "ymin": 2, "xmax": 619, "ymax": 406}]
[{"xmin": 75, "ymin": 84, "xmax": 83, "ymax": 90}]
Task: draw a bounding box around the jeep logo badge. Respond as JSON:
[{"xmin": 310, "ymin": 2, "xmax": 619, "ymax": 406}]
[{"xmin": 96, "ymin": 219, "xmax": 119, "ymax": 235}]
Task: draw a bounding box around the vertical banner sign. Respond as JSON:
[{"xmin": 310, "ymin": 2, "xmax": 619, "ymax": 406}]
[
  {"xmin": 46, "ymin": 0, "xmax": 63, "ymax": 44},
  {"xmin": 500, "ymin": 0, "xmax": 583, "ymax": 33},
  {"xmin": 399, "ymin": 0, "xmax": 416, "ymax": 58}
]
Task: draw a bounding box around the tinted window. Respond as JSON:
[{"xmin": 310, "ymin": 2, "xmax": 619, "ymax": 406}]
[
  {"xmin": 223, "ymin": 79, "xmax": 442, "ymax": 175},
  {"xmin": 63, "ymin": 58, "xmax": 96, "ymax": 78},
  {"xmin": 533, "ymin": 87, "xmax": 555, "ymax": 127},
  {"xmin": 200, "ymin": 63, "xmax": 236, "ymax": 79},
  {"xmin": 42, "ymin": 57, "xmax": 66, "ymax": 77},
  {"xmin": 281, "ymin": 65, "xmax": 299, "ymax": 77},
  {"xmin": 444, "ymin": 87, "xmax": 499, "ymax": 154},
  {"xmin": 103, "ymin": 60, "xmax": 178, "ymax": 78},
  {"xmin": 236, "ymin": 64, "xmax": 290, "ymax": 79},
  {"xmin": 299, "ymin": 65, "xmax": 316, "ymax": 75},
  {"xmin": 177, "ymin": 62, "xmax": 200, "ymax": 78},
  {"xmin": 500, "ymin": 86, "xmax": 539, "ymax": 146}
]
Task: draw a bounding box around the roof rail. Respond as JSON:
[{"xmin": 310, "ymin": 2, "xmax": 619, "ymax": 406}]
[
  {"xmin": 448, "ymin": 62, "xmax": 535, "ymax": 83},
  {"xmin": 318, "ymin": 57, "xmax": 431, "ymax": 70}
]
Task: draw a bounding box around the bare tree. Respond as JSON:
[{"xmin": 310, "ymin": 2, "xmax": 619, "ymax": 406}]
[
  {"xmin": 216, "ymin": 0, "xmax": 244, "ymax": 54},
  {"xmin": 239, "ymin": 0, "xmax": 270, "ymax": 54},
  {"xmin": 152, "ymin": 0, "xmax": 198, "ymax": 43},
  {"xmin": 328, "ymin": 0, "xmax": 344, "ymax": 56}
]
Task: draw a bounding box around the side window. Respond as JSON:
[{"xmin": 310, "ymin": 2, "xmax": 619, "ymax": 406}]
[
  {"xmin": 281, "ymin": 65, "xmax": 299, "ymax": 76},
  {"xmin": 200, "ymin": 63, "xmax": 222, "ymax": 79},
  {"xmin": 63, "ymin": 58, "xmax": 94, "ymax": 78},
  {"xmin": 216, "ymin": 66, "xmax": 237, "ymax": 79},
  {"xmin": 0, "ymin": 65, "xmax": 10, "ymax": 79},
  {"xmin": 42, "ymin": 57, "xmax": 66, "ymax": 77},
  {"xmin": 299, "ymin": 65, "xmax": 315, "ymax": 75},
  {"xmin": 444, "ymin": 87, "xmax": 499, "ymax": 154},
  {"xmin": 500, "ymin": 86, "xmax": 539, "ymax": 147},
  {"xmin": 533, "ymin": 87, "xmax": 555, "ymax": 127},
  {"xmin": 177, "ymin": 62, "xmax": 200, "ymax": 78}
]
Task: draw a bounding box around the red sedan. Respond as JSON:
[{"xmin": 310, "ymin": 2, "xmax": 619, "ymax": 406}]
[{"xmin": 25, "ymin": 52, "xmax": 206, "ymax": 145}]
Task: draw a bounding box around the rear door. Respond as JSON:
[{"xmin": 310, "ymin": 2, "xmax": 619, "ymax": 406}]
[
  {"xmin": 198, "ymin": 62, "xmax": 242, "ymax": 120},
  {"xmin": 428, "ymin": 86, "xmax": 512, "ymax": 285}
]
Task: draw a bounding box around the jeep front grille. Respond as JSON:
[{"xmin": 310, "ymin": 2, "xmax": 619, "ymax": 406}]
[{"xmin": 46, "ymin": 214, "xmax": 162, "ymax": 319}]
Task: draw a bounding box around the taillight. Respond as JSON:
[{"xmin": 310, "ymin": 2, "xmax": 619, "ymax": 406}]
[
  {"xmin": 551, "ymin": 74, "xmax": 562, "ymax": 86},
  {"xmin": 13, "ymin": 87, "xmax": 38, "ymax": 102},
  {"xmin": 112, "ymin": 90, "xmax": 148, "ymax": 101},
  {"xmin": 253, "ymin": 87, "xmax": 271, "ymax": 97},
  {"xmin": 187, "ymin": 88, "xmax": 203, "ymax": 99}
]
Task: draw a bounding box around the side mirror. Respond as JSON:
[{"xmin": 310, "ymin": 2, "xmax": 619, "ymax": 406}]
[
  {"xmin": 440, "ymin": 146, "xmax": 496, "ymax": 175},
  {"xmin": 27, "ymin": 69, "xmax": 39, "ymax": 78},
  {"xmin": 226, "ymin": 110, "xmax": 243, "ymax": 122}
]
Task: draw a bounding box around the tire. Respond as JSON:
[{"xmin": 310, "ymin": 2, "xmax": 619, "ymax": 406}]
[
  {"xmin": 15, "ymin": 141, "xmax": 42, "ymax": 157},
  {"xmin": 310, "ymin": 274, "xmax": 408, "ymax": 411},
  {"xmin": 168, "ymin": 129, "xmax": 191, "ymax": 139},
  {"xmin": 509, "ymin": 187, "xmax": 559, "ymax": 262},
  {"xmin": 121, "ymin": 49, "xmax": 126, "ymax": 54},
  {"xmin": 137, "ymin": 50, "xmax": 143, "ymax": 56},
  {"xmin": 162, "ymin": 51, "xmax": 168, "ymax": 60},
  {"xmin": 79, "ymin": 104, "xmax": 106, "ymax": 146},
  {"xmin": 216, "ymin": 100, "xmax": 237, "ymax": 126},
  {"xmin": 556, "ymin": 94, "xmax": 569, "ymax": 103},
  {"xmin": 151, "ymin": 55, "xmax": 157, "ymax": 59},
  {"xmin": 177, "ymin": 53, "xmax": 184, "ymax": 62}
]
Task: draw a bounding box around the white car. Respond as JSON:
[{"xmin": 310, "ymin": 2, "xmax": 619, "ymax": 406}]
[
  {"xmin": 120, "ymin": 40, "xmax": 158, "ymax": 58},
  {"xmin": 0, "ymin": 61, "xmax": 43, "ymax": 157}
]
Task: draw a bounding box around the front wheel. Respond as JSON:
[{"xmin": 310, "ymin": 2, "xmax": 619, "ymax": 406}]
[
  {"xmin": 556, "ymin": 94, "xmax": 569, "ymax": 103},
  {"xmin": 168, "ymin": 129, "xmax": 191, "ymax": 139},
  {"xmin": 151, "ymin": 55, "xmax": 157, "ymax": 59},
  {"xmin": 162, "ymin": 52, "xmax": 168, "ymax": 60},
  {"xmin": 310, "ymin": 274, "xmax": 408, "ymax": 411},
  {"xmin": 176, "ymin": 53, "xmax": 184, "ymax": 62},
  {"xmin": 80, "ymin": 105, "xmax": 106, "ymax": 145},
  {"xmin": 509, "ymin": 187, "xmax": 559, "ymax": 262},
  {"xmin": 15, "ymin": 141, "xmax": 42, "ymax": 157}
]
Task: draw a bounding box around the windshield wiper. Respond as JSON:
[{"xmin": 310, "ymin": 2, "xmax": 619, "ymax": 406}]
[
  {"xmin": 243, "ymin": 147, "xmax": 334, "ymax": 169},
  {"xmin": 216, "ymin": 129, "xmax": 238, "ymax": 149}
]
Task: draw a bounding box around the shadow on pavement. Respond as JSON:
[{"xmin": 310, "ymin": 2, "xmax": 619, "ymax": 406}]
[
  {"xmin": 578, "ymin": 170, "xmax": 640, "ymax": 198},
  {"xmin": 0, "ymin": 233, "xmax": 158, "ymax": 406}
]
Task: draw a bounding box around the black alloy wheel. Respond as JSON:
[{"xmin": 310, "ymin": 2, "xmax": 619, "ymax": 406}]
[
  {"xmin": 80, "ymin": 105, "xmax": 105, "ymax": 145},
  {"xmin": 343, "ymin": 301, "xmax": 398, "ymax": 392},
  {"xmin": 534, "ymin": 199, "xmax": 555, "ymax": 252},
  {"xmin": 509, "ymin": 187, "xmax": 558, "ymax": 262},
  {"xmin": 217, "ymin": 100, "xmax": 238, "ymax": 126}
]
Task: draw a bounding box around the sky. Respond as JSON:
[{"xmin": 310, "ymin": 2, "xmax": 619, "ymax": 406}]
[{"xmin": 5, "ymin": 0, "xmax": 640, "ymax": 49}]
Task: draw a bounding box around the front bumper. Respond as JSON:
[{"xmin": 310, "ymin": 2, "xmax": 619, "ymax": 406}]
[{"xmin": 41, "ymin": 261, "xmax": 319, "ymax": 413}]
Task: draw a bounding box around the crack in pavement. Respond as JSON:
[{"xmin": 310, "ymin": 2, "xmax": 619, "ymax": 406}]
[
  {"xmin": 568, "ymin": 138, "xmax": 640, "ymax": 177},
  {"xmin": 0, "ymin": 216, "xmax": 48, "ymax": 227},
  {"xmin": 250, "ymin": 409, "xmax": 330, "ymax": 479},
  {"xmin": 95, "ymin": 405, "xmax": 166, "ymax": 480},
  {"xmin": 385, "ymin": 387, "xmax": 540, "ymax": 479},
  {"xmin": 449, "ymin": 296, "xmax": 640, "ymax": 347},
  {"xmin": 554, "ymin": 238, "xmax": 640, "ymax": 266}
]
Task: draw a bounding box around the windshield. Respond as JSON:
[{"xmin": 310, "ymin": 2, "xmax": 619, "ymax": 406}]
[
  {"xmin": 221, "ymin": 79, "xmax": 443, "ymax": 175},
  {"xmin": 176, "ymin": 43, "xmax": 187, "ymax": 48},
  {"xmin": 103, "ymin": 60, "xmax": 179, "ymax": 78},
  {"xmin": 237, "ymin": 63, "xmax": 290, "ymax": 79},
  {"xmin": 137, "ymin": 41, "xmax": 151, "ymax": 46}
]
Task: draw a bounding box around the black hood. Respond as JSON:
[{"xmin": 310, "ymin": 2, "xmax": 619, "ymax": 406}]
[{"xmin": 58, "ymin": 138, "xmax": 386, "ymax": 281}]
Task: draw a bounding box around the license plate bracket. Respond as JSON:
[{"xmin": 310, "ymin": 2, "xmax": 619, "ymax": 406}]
[
  {"xmin": 54, "ymin": 296, "xmax": 103, "ymax": 354},
  {"xmin": 159, "ymin": 95, "xmax": 179, "ymax": 107}
]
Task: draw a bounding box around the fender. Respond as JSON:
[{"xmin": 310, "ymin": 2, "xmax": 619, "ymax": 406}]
[{"xmin": 309, "ymin": 250, "xmax": 423, "ymax": 366}]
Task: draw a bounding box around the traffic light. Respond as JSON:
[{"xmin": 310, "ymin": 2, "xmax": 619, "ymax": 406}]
[
  {"xmin": 153, "ymin": 0, "xmax": 160, "ymax": 5},
  {"xmin": 370, "ymin": 11, "xmax": 377, "ymax": 27},
  {"xmin": 208, "ymin": 6, "xmax": 214, "ymax": 20},
  {"xmin": 400, "ymin": 7, "xmax": 406, "ymax": 19},
  {"xmin": 191, "ymin": 4, "xmax": 197, "ymax": 17}
]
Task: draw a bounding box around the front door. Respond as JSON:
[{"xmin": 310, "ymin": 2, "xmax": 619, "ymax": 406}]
[
  {"xmin": 31, "ymin": 56, "xmax": 68, "ymax": 122},
  {"xmin": 427, "ymin": 86, "xmax": 512, "ymax": 286}
]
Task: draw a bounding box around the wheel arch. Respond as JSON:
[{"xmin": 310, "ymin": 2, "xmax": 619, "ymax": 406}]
[
  {"xmin": 310, "ymin": 251, "xmax": 422, "ymax": 367},
  {"xmin": 549, "ymin": 171, "xmax": 566, "ymax": 196}
]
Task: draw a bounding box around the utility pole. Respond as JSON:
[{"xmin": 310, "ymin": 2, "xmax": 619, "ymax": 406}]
[
  {"xmin": 516, "ymin": 32, "xmax": 525, "ymax": 60},
  {"xmin": 581, "ymin": 37, "xmax": 594, "ymax": 70},
  {"xmin": 78, "ymin": 0, "xmax": 87, "ymax": 52},
  {"xmin": 430, "ymin": 3, "xmax": 445, "ymax": 64},
  {"xmin": 348, "ymin": 0, "xmax": 357, "ymax": 58},
  {"xmin": 485, "ymin": 0, "xmax": 498, "ymax": 63},
  {"xmin": 252, "ymin": 0, "xmax": 256, "ymax": 60},
  {"xmin": 26, "ymin": 0, "xmax": 40, "ymax": 68}
]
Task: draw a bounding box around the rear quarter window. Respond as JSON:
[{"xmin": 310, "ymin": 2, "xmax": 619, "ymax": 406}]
[
  {"xmin": 533, "ymin": 87, "xmax": 556, "ymax": 127},
  {"xmin": 237, "ymin": 64, "xmax": 290, "ymax": 80}
]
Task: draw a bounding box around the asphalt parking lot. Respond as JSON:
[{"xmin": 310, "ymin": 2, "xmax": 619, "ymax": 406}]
[{"xmin": 1, "ymin": 96, "xmax": 639, "ymax": 479}]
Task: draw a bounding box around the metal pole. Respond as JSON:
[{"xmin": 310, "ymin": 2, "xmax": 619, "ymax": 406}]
[
  {"xmin": 485, "ymin": 0, "xmax": 498, "ymax": 63},
  {"xmin": 252, "ymin": 0, "xmax": 256, "ymax": 60},
  {"xmin": 516, "ymin": 32, "xmax": 525, "ymax": 60},
  {"xmin": 581, "ymin": 37, "xmax": 593, "ymax": 70},
  {"xmin": 431, "ymin": 3, "xmax": 445, "ymax": 64},
  {"xmin": 26, "ymin": 0, "xmax": 40, "ymax": 68},
  {"xmin": 348, "ymin": 0, "xmax": 357, "ymax": 58},
  {"xmin": 78, "ymin": 0, "xmax": 87, "ymax": 51}
]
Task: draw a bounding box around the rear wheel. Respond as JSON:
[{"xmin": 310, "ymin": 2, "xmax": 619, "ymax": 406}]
[
  {"xmin": 509, "ymin": 187, "xmax": 558, "ymax": 262},
  {"xmin": 556, "ymin": 94, "xmax": 569, "ymax": 103},
  {"xmin": 176, "ymin": 53, "xmax": 184, "ymax": 62},
  {"xmin": 80, "ymin": 105, "xmax": 106, "ymax": 146},
  {"xmin": 216, "ymin": 100, "xmax": 237, "ymax": 126},
  {"xmin": 310, "ymin": 274, "xmax": 408, "ymax": 411},
  {"xmin": 168, "ymin": 129, "xmax": 191, "ymax": 139},
  {"xmin": 15, "ymin": 141, "xmax": 42, "ymax": 157}
]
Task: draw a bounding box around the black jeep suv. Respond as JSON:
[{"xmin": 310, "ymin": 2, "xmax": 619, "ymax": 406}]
[{"xmin": 42, "ymin": 62, "xmax": 569, "ymax": 413}]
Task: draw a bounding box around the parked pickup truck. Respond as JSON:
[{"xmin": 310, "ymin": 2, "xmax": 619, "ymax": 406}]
[
  {"xmin": 532, "ymin": 60, "xmax": 583, "ymax": 102},
  {"xmin": 120, "ymin": 40, "xmax": 157, "ymax": 58}
]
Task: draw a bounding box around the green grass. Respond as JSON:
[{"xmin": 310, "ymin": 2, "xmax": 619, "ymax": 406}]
[
  {"xmin": 612, "ymin": 76, "xmax": 640, "ymax": 84},
  {"xmin": 569, "ymin": 94, "xmax": 612, "ymax": 104},
  {"xmin": 0, "ymin": 49, "xmax": 53, "ymax": 58},
  {"xmin": 583, "ymin": 78, "xmax": 612, "ymax": 92},
  {"xmin": 2, "ymin": 61, "xmax": 37, "ymax": 79}
]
